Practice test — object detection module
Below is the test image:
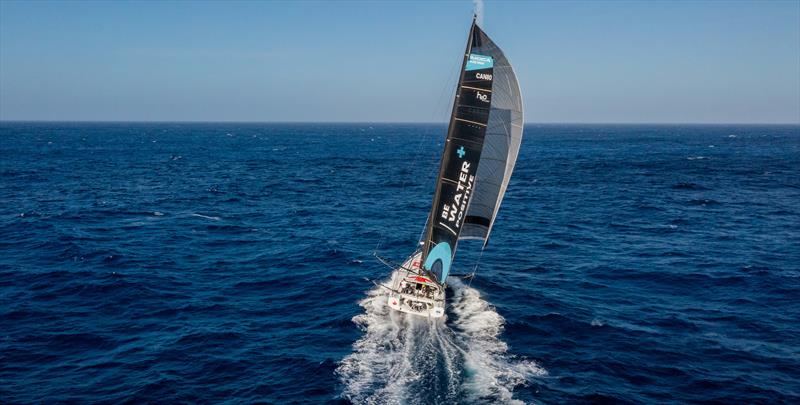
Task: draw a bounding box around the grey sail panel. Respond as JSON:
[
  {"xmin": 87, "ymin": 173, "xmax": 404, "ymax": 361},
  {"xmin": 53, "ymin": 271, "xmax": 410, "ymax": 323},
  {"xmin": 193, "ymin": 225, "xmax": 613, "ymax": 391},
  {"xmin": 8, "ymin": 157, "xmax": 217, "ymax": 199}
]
[{"xmin": 460, "ymin": 27, "xmax": 524, "ymax": 246}]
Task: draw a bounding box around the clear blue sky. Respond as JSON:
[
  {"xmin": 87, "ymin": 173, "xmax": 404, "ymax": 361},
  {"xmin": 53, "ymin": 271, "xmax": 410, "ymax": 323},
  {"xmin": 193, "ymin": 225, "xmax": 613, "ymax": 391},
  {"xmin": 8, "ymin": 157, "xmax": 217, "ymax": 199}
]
[{"xmin": 1, "ymin": 0, "xmax": 798, "ymax": 123}]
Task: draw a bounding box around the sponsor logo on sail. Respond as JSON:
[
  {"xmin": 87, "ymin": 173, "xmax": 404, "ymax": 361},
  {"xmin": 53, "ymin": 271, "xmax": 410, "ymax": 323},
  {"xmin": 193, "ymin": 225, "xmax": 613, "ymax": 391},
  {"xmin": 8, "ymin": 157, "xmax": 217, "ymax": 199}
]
[
  {"xmin": 440, "ymin": 161, "xmax": 475, "ymax": 228},
  {"xmin": 476, "ymin": 72, "xmax": 493, "ymax": 80},
  {"xmin": 466, "ymin": 53, "xmax": 494, "ymax": 71},
  {"xmin": 476, "ymin": 91, "xmax": 489, "ymax": 103}
]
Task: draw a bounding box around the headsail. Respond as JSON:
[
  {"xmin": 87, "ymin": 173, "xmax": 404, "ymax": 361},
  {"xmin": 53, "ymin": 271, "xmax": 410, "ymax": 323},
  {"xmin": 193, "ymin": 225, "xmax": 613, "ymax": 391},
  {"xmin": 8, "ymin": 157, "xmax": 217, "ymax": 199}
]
[
  {"xmin": 459, "ymin": 24, "xmax": 524, "ymax": 246},
  {"xmin": 421, "ymin": 19, "xmax": 524, "ymax": 282}
]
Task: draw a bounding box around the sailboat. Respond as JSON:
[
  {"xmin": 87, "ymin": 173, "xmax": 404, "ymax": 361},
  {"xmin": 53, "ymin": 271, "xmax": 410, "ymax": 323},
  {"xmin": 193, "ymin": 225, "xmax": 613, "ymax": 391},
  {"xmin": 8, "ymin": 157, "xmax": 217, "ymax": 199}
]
[{"xmin": 383, "ymin": 16, "xmax": 524, "ymax": 318}]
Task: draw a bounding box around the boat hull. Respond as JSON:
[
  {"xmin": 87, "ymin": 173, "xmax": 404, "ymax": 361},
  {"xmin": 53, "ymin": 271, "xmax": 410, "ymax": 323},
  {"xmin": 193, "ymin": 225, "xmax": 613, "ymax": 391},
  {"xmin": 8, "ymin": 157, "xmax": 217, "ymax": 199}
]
[{"xmin": 386, "ymin": 251, "xmax": 445, "ymax": 318}]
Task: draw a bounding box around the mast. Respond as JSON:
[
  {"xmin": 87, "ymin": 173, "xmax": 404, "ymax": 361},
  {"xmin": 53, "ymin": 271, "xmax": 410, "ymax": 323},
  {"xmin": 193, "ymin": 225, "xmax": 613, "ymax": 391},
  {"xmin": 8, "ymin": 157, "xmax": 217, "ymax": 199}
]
[
  {"xmin": 412, "ymin": 13, "xmax": 523, "ymax": 285},
  {"xmin": 418, "ymin": 15, "xmax": 500, "ymax": 285}
]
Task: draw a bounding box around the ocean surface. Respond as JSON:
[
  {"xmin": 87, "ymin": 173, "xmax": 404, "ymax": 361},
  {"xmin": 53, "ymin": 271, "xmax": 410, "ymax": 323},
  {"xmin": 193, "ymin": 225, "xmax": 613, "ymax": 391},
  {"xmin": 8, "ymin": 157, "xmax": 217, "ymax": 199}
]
[{"xmin": 1, "ymin": 122, "xmax": 798, "ymax": 404}]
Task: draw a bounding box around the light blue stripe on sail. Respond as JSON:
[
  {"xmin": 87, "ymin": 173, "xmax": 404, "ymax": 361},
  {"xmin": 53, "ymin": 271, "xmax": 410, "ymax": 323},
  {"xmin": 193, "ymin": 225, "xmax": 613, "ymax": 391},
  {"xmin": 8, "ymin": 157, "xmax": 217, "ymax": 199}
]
[{"xmin": 465, "ymin": 54, "xmax": 493, "ymax": 71}]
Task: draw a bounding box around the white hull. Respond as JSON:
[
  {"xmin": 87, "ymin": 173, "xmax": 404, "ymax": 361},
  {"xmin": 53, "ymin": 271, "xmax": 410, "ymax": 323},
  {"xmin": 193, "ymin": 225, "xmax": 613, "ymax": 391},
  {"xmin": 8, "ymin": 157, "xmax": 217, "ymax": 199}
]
[{"xmin": 386, "ymin": 251, "xmax": 445, "ymax": 318}]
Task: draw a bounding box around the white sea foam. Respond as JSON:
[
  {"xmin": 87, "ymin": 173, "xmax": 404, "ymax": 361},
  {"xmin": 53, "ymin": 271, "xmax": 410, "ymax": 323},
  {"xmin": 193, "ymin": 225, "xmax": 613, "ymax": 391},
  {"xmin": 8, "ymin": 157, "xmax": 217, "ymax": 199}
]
[
  {"xmin": 336, "ymin": 285, "xmax": 415, "ymax": 404},
  {"xmin": 449, "ymin": 278, "xmax": 547, "ymax": 404},
  {"xmin": 190, "ymin": 213, "xmax": 220, "ymax": 221},
  {"xmin": 337, "ymin": 274, "xmax": 545, "ymax": 404}
]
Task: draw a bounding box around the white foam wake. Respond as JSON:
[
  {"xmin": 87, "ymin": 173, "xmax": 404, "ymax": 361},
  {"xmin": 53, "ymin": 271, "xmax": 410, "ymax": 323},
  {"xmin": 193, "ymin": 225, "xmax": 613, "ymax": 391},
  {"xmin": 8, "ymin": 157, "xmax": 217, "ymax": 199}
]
[
  {"xmin": 448, "ymin": 278, "xmax": 547, "ymax": 404},
  {"xmin": 336, "ymin": 274, "xmax": 545, "ymax": 404}
]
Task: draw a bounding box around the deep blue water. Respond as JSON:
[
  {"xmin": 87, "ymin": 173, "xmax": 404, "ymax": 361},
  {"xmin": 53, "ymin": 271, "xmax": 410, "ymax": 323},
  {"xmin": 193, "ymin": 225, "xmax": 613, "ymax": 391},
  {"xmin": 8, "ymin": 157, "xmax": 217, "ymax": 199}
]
[{"xmin": 1, "ymin": 122, "xmax": 799, "ymax": 404}]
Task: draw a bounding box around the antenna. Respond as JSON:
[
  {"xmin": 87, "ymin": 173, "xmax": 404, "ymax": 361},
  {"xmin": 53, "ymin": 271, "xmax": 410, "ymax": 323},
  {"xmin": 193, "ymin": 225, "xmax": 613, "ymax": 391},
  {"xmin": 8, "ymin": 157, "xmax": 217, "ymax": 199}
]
[{"xmin": 472, "ymin": 0, "xmax": 484, "ymax": 26}]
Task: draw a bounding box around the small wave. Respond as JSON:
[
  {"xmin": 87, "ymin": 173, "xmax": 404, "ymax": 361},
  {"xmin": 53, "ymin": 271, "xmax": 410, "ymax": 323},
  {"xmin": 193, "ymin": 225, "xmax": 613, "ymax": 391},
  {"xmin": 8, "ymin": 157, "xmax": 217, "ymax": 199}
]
[
  {"xmin": 190, "ymin": 213, "xmax": 221, "ymax": 221},
  {"xmin": 688, "ymin": 199, "xmax": 720, "ymax": 206},
  {"xmin": 671, "ymin": 182, "xmax": 709, "ymax": 190},
  {"xmin": 687, "ymin": 156, "xmax": 709, "ymax": 161},
  {"xmin": 296, "ymin": 178, "xmax": 322, "ymax": 184},
  {"xmin": 336, "ymin": 274, "xmax": 544, "ymax": 404},
  {"xmin": 540, "ymin": 242, "xmax": 566, "ymax": 250}
]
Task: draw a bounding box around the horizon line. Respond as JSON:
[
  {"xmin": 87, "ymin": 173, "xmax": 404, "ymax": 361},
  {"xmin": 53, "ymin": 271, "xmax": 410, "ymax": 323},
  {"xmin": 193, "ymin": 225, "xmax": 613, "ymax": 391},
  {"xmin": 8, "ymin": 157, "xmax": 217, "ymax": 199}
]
[{"xmin": 1, "ymin": 119, "xmax": 799, "ymax": 126}]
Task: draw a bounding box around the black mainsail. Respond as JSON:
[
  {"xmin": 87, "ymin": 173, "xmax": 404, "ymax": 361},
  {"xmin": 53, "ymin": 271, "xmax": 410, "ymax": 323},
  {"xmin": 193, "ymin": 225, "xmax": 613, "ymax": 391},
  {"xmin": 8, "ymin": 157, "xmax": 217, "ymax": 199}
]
[{"xmin": 421, "ymin": 18, "xmax": 524, "ymax": 283}]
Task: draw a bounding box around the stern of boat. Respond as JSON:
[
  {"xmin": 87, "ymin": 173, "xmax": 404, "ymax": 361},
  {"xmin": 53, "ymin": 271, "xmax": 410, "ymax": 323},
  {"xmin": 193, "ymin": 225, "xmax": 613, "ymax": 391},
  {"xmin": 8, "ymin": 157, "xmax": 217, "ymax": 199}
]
[{"xmin": 386, "ymin": 251, "xmax": 446, "ymax": 318}]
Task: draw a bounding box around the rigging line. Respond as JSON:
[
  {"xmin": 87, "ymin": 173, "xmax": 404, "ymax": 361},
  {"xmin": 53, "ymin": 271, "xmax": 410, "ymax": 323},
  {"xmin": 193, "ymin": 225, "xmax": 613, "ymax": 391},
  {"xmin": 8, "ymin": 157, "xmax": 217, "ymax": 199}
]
[
  {"xmin": 467, "ymin": 245, "xmax": 485, "ymax": 288},
  {"xmin": 407, "ymin": 122, "xmax": 444, "ymax": 252},
  {"xmin": 378, "ymin": 29, "xmax": 466, "ymax": 258},
  {"xmin": 377, "ymin": 115, "xmax": 444, "ymax": 255},
  {"xmin": 375, "ymin": 128, "xmax": 429, "ymax": 254},
  {"xmin": 434, "ymin": 47, "xmax": 466, "ymax": 123},
  {"xmin": 422, "ymin": 19, "xmax": 477, "ymax": 261},
  {"xmin": 413, "ymin": 43, "xmax": 464, "ymax": 252},
  {"xmin": 414, "ymin": 35, "xmax": 471, "ymax": 251}
]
